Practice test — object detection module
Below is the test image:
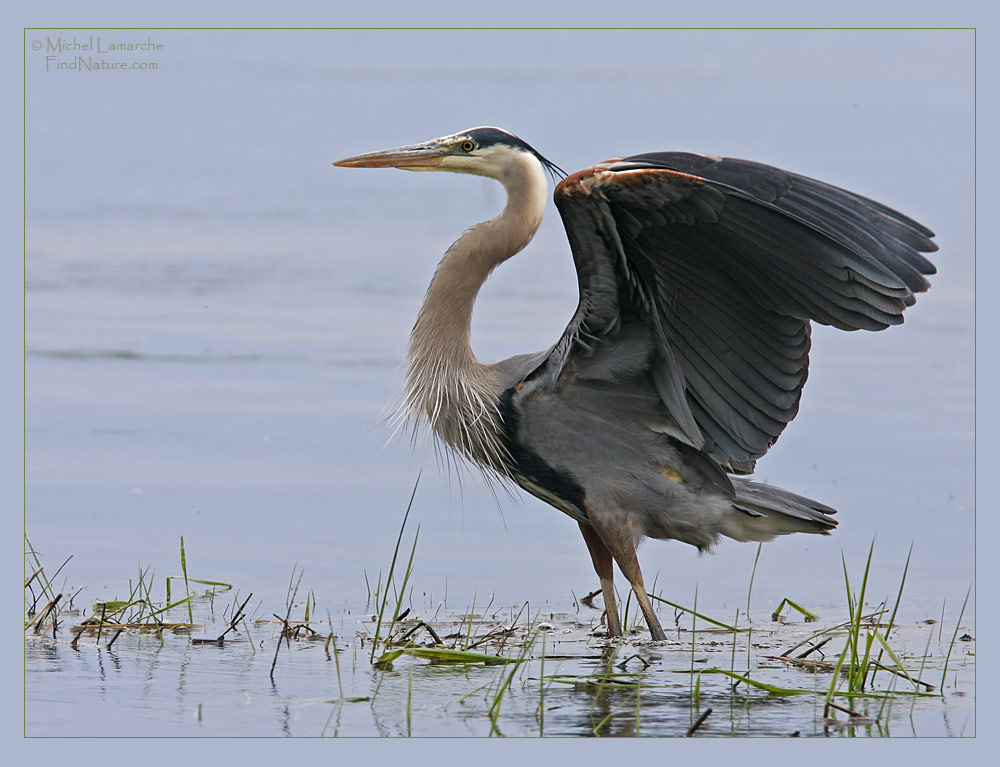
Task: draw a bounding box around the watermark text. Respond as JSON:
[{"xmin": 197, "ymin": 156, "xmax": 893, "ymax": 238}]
[{"xmin": 30, "ymin": 35, "xmax": 163, "ymax": 74}]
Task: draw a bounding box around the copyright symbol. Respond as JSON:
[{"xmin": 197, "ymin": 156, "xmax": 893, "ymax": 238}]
[{"xmin": 31, "ymin": 40, "xmax": 42, "ymax": 51}]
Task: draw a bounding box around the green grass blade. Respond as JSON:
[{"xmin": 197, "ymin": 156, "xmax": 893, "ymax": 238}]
[
  {"xmin": 488, "ymin": 631, "xmax": 535, "ymax": 736},
  {"xmin": 939, "ymin": 583, "xmax": 972, "ymax": 694},
  {"xmin": 826, "ymin": 636, "xmax": 852, "ymax": 703},
  {"xmin": 374, "ymin": 648, "xmax": 405, "ymax": 669},
  {"xmin": 371, "ymin": 473, "xmax": 420, "ymax": 663},
  {"xmin": 870, "ymin": 543, "xmax": 912, "ymax": 687},
  {"xmin": 870, "ymin": 628, "xmax": 920, "ymax": 690},
  {"xmin": 771, "ymin": 597, "xmax": 820, "ymax": 623},
  {"xmin": 708, "ymin": 668, "xmax": 814, "ymax": 696},
  {"xmin": 397, "ymin": 645, "xmax": 516, "ymax": 665},
  {"xmin": 180, "ymin": 537, "xmax": 193, "ymax": 624},
  {"xmin": 746, "ymin": 543, "xmax": 762, "ymax": 619},
  {"xmin": 649, "ymin": 593, "xmax": 743, "ymax": 632}
]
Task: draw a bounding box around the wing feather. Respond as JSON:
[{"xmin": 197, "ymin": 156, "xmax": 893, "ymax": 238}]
[{"xmin": 529, "ymin": 154, "xmax": 937, "ymax": 470}]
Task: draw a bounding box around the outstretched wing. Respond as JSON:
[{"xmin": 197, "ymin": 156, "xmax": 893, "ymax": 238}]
[{"xmin": 526, "ymin": 153, "xmax": 937, "ymax": 472}]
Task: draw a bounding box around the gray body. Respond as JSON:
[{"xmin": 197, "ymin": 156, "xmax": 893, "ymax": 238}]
[
  {"xmin": 494, "ymin": 337, "xmax": 831, "ymax": 551},
  {"xmin": 335, "ymin": 127, "xmax": 937, "ymax": 641}
]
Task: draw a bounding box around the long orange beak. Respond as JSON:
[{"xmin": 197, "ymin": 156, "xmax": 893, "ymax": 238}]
[{"xmin": 334, "ymin": 142, "xmax": 445, "ymax": 170}]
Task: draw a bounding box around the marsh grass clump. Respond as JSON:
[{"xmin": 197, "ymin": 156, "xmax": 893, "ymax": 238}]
[
  {"xmin": 25, "ymin": 534, "xmax": 235, "ymax": 650},
  {"xmin": 24, "ymin": 535, "xmax": 71, "ymax": 637}
]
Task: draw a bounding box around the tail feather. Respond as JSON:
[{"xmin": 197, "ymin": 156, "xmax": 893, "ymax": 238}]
[{"xmin": 718, "ymin": 478, "xmax": 837, "ymax": 543}]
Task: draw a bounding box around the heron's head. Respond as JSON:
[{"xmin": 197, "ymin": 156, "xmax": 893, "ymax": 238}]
[{"xmin": 334, "ymin": 127, "xmax": 563, "ymax": 183}]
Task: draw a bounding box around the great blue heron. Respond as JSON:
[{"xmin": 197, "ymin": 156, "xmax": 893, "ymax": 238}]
[{"xmin": 335, "ymin": 127, "xmax": 936, "ymax": 641}]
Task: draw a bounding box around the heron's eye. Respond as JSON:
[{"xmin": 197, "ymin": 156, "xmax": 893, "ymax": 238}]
[{"xmin": 461, "ymin": 141, "xmax": 475, "ymax": 152}]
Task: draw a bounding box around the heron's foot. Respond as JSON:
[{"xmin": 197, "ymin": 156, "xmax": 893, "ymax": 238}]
[{"xmin": 645, "ymin": 611, "xmax": 667, "ymax": 642}]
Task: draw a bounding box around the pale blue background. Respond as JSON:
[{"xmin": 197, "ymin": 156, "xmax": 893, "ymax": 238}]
[{"xmin": 17, "ymin": 20, "xmax": 981, "ymax": 742}]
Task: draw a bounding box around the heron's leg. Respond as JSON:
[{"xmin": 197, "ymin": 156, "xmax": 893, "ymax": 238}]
[
  {"xmin": 578, "ymin": 521, "xmax": 622, "ymax": 637},
  {"xmin": 611, "ymin": 545, "xmax": 666, "ymax": 641},
  {"xmin": 586, "ymin": 512, "xmax": 667, "ymax": 642}
]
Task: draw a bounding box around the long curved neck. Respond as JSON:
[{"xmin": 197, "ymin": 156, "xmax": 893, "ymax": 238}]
[{"xmin": 405, "ymin": 150, "xmax": 548, "ymax": 467}]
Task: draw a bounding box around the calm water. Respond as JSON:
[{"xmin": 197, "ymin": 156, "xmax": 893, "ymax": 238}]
[{"xmin": 25, "ymin": 29, "xmax": 974, "ymax": 736}]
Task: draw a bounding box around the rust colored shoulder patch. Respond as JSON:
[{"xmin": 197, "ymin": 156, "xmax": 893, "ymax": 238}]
[
  {"xmin": 554, "ymin": 167, "xmax": 601, "ymax": 199},
  {"xmin": 556, "ymin": 165, "xmax": 708, "ymax": 202}
]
